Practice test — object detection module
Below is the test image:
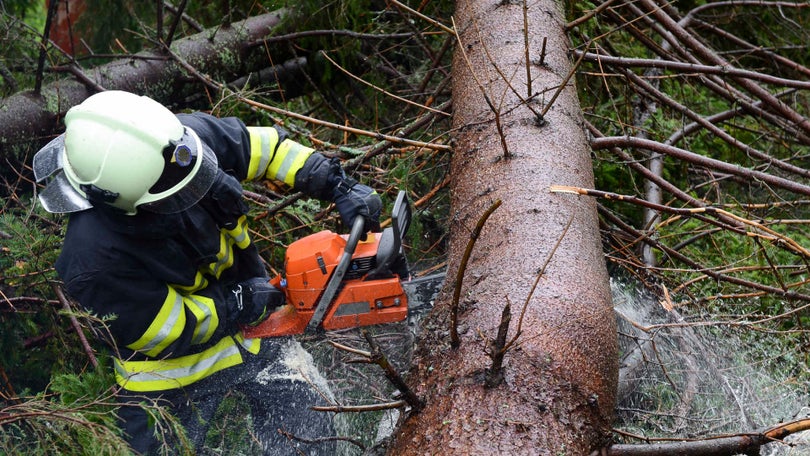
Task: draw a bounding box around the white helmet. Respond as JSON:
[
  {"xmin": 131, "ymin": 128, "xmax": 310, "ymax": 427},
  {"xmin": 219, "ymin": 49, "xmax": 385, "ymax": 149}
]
[{"xmin": 33, "ymin": 90, "xmax": 218, "ymax": 215}]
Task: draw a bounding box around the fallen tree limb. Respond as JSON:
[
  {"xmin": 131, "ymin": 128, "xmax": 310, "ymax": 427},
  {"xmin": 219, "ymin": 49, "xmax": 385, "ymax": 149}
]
[
  {"xmin": 0, "ymin": 10, "xmax": 287, "ymax": 145},
  {"xmin": 575, "ymin": 51, "xmax": 810, "ymax": 90},
  {"xmin": 595, "ymin": 418, "xmax": 810, "ymax": 455},
  {"xmin": 552, "ymin": 185, "xmax": 810, "ymax": 259},
  {"xmin": 590, "ymin": 136, "xmax": 810, "ymax": 197},
  {"xmin": 53, "ymin": 284, "xmax": 98, "ymax": 369}
]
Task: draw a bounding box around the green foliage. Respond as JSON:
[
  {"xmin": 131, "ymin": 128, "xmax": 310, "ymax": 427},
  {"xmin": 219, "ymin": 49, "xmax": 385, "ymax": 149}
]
[
  {"xmin": 264, "ymin": 0, "xmax": 455, "ymax": 135},
  {"xmin": 0, "ymin": 366, "xmax": 128, "ymax": 456},
  {"xmin": 0, "ymin": 9, "xmax": 45, "ymax": 98},
  {"xmin": 0, "ymin": 208, "xmax": 82, "ymax": 394},
  {"xmin": 203, "ymin": 391, "xmax": 261, "ymax": 455},
  {"xmin": 656, "ymin": 208, "xmax": 810, "ymax": 321},
  {"xmin": 0, "ymin": 363, "xmax": 192, "ymax": 456}
]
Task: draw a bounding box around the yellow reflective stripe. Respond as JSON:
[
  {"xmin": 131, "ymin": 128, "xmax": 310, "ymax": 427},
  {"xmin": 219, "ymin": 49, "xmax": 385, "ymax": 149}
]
[
  {"xmin": 207, "ymin": 232, "xmax": 235, "ymax": 279},
  {"xmin": 126, "ymin": 286, "xmax": 186, "ymax": 357},
  {"xmin": 172, "ymin": 271, "xmax": 208, "ymax": 294},
  {"xmin": 186, "ymin": 294, "xmax": 218, "ymax": 345},
  {"xmin": 114, "ymin": 336, "xmax": 243, "ymax": 392},
  {"xmin": 246, "ymin": 127, "xmax": 279, "ymax": 181},
  {"xmin": 224, "ymin": 215, "xmax": 250, "ymax": 249},
  {"xmin": 265, "ymin": 139, "xmax": 313, "ymax": 186},
  {"xmin": 234, "ymin": 332, "xmax": 261, "ymax": 355}
]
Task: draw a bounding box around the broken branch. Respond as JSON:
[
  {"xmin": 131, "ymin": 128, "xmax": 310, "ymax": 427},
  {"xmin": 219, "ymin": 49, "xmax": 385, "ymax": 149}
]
[
  {"xmin": 362, "ymin": 330, "xmax": 424, "ymax": 412},
  {"xmin": 450, "ymin": 199, "xmax": 502, "ymax": 348}
]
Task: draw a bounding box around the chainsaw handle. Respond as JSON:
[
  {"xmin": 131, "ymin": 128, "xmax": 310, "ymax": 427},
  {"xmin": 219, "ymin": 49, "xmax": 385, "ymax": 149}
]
[
  {"xmin": 347, "ymin": 214, "xmax": 367, "ymax": 248},
  {"xmin": 306, "ymin": 216, "xmax": 365, "ymax": 331}
]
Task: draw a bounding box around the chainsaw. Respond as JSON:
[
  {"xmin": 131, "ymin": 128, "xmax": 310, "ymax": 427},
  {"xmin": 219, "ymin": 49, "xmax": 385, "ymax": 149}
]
[{"xmin": 242, "ymin": 190, "xmax": 443, "ymax": 338}]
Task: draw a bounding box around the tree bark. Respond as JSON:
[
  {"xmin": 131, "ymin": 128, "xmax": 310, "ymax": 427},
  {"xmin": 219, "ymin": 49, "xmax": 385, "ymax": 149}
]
[
  {"xmin": 0, "ymin": 10, "xmax": 286, "ymax": 146},
  {"xmin": 388, "ymin": 0, "xmax": 617, "ymax": 454}
]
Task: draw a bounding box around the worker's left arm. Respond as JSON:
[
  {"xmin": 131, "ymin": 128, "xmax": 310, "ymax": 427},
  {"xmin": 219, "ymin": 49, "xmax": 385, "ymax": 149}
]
[{"xmin": 177, "ymin": 112, "xmax": 381, "ymax": 231}]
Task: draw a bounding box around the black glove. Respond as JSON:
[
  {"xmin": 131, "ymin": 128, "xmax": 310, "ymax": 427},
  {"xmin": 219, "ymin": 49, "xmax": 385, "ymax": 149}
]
[
  {"xmin": 293, "ymin": 154, "xmax": 382, "ymax": 233},
  {"xmin": 333, "ymin": 178, "xmax": 382, "ymax": 233},
  {"xmin": 227, "ymin": 277, "xmax": 285, "ymax": 327}
]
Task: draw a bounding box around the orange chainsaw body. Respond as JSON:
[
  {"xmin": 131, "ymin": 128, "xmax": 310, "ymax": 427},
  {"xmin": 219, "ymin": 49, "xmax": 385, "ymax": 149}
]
[{"xmin": 242, "ymin": 229, "xmax": 409, "ymax": 338}]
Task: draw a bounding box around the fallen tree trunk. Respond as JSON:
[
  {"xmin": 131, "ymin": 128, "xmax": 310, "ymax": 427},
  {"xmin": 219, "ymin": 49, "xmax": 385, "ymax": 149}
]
[
  {"xmin": 387, "ymin": 0, "xmax": 617, "ymax": 453},
  {"xmin": 0, "ymin": 10, "xmax": 286, "ymax": 146}
]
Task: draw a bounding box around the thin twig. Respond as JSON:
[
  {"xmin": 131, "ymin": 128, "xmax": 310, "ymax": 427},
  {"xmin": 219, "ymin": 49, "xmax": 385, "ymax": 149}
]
[
  {"xmin": 575, "ymin": 50, "xmax": 810, "ymax": 90},
  {"xmin": 566, "ymin": 0, "xmax": 619, "ymax": 30},
  {"xmin": 320, "ymin": 51, "xmax": 449, "ymax": 117},
  {"xmin": 538, "ymin": 39, "xmax": 590, "ymax": 121},
  {"xmin": 474, "ymin": 18, "xmax": 544, "ymax": 122},
  {"xmin": 161, "ymin": 44, "xmax": 451, "ymax": 153},
  {"xmin": 387, "ymin": 0, "xmax": 455, "ymax": 34},
  {"xmin": 156, "ymin": 0, "xmax": 163, "ymax": 43},
  {"xmin": 598, "ymin": 206, "xmax": 810, "ymax": 308},
  {"xmin": 278, "ymin": 428, "xmax": 366, "ymax": 451},
  {"xmin": 311, "ymin": 400, "xmax": 407, "ymax": 413},
  {"xmin": 482, "ymin": 212, "xmax": 574, "ymax": 388},
  {"xmin": 508, "ymin": 213, "xmax": 574, "ymax": 349},
  {"xmin": 523, "ymin": 0, "xmax": 531, "ymax": 99},
  {"xmin": 552, "ymin": 185, "xmax": 810, "ymax": 258},
  {"xmin": 328, "ymin": 340, "xmax": 372, "ymax": 358},
  {"xmin": 603, "ymin": 417, "xmax": 810, "ymax": 455},
  {"xmin": 164, "ymin": 0, "xmax": 188, "ymax": 47},
  {"xmin": 242, "ymin": 97, "xmax": 451, "ymax": 152},
  {"xmin": 450, "ymin": 200, "xmax": 502, "ymax": 348},
  {"xmin": 589, "ymin": 136, "xmax": 810, "ymax": 197}
]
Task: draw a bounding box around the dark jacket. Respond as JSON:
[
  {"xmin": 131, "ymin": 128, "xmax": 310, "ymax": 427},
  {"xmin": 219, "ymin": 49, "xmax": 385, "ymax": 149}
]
[{"xmin": 56, "ymin": 113, "xmax": 319, "ymax": 392}]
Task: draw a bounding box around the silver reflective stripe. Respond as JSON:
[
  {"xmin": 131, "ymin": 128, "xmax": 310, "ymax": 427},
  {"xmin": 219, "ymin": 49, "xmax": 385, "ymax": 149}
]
[
  {"xmin": 187, "ymin": 295, "xmax": 215, "ymax": 345},
  {"xmin": 124, "ymin": 343, "xmax": 239, "ymax": 383},
  {"xmin": 136, "ymin": 290, "xmax": 184, "ymax": 355},
  {"xmin": 114, "ymin": 337, "xmax": 242, "ymax": 391},
  {"xmin": 209, "ymin": 234, "xmax": 235, "ymax": 278},
  {"xmin": 225, "ymin": 216, "xmax": 250, "ymax": 249},
  {"xmin": 255, "ymin": 129, "xmax": 272, "ymax": 178},
  {"xmin": 274, "ymin": 147, "xmax": 300, "ymax": 183}
]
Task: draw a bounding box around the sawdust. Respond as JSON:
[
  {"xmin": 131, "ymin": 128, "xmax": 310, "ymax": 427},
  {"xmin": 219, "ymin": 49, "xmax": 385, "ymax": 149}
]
[{"xmin": 255, "ymin": 339, "xmax": 334, "ymax": 401}]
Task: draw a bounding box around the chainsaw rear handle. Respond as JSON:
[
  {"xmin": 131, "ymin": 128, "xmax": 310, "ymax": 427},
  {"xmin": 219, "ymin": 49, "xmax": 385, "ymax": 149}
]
[
  {"xmin": 306, "ymin": 215, "xmax": 366, "ymax": 331},
  {"xmin": 368, "ymin": 190, "xmax": 410, "ymax": 278}
]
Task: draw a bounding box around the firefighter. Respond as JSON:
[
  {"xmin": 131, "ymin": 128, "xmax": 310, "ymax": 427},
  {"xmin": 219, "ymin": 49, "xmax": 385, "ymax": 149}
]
[{"xmin": 32, "ymin": 90, "xmax": 382, "ymax": 454}]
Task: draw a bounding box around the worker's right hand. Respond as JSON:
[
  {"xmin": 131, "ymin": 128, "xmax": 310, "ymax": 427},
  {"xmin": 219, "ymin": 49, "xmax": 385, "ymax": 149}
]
[
  {"xmin": 227, "ymin": 277, "xmax": 285, "ymax": 327},
  {"xmin": 333, "ymin": 180, "xmax": 382, "ymax": 233}
]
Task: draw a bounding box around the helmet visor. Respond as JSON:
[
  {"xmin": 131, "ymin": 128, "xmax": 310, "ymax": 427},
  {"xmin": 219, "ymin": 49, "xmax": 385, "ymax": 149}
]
[
  {"xmin": 38, "ymin": 171, "xmax": 94, "ymax": 214},
  {"xmin": 139, "ymin": 128, "xmax": 218, "ymax": 214},
  {"xmin": 33, "ymin": 135, "xmax": 66, "ymax": 182},
  {"xmin": 34, "ymin": 135, "xmax": 94, "ymax": 214}
]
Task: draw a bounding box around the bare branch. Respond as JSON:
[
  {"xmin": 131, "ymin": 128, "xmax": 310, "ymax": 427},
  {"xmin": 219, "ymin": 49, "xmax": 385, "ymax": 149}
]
[
  {"xmin": 590, "ymin": 136, "xmax": 810, "ymax": 197},
  {"xmin": 450, "ymin": 199, "xmax": 502, "ymax": 348}
]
